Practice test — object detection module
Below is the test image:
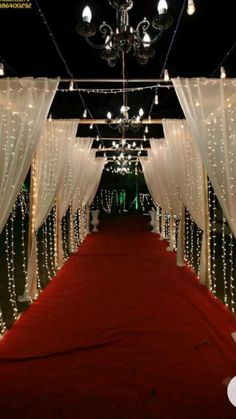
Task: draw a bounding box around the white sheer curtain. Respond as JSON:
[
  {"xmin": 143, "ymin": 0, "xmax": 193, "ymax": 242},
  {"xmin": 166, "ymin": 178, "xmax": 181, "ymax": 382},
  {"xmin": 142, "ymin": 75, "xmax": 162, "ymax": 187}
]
[
  {"xmin": 162, "ymin": 119, "xmax": 207, "ymax": 278},
  {"xmin": 57, "ymin": 137, "xmax": 93, "ymax": 266},
  {"xmin": 0, "ymin": 77, "xmax": 59, "ymax": 233},
  {"xmin": 150, "ymin": 138, "xmax": 183, "ymax": 220},
  {"xmin": 84, "ymin": 157, "xmax": 105, "ymax": 206},
  {"xmin": 72, "ymin": 147, "xmax": 96, "ymax": 214},
  {"xmin": 25, "ymin": 120, "xmax": 78, "ymax": 299},
  {"xmin": 140, "ymin": 149, "xmax": 170, "ymax": 212},
  {"xmin": 173, "ymin": 77, "xmax": 236, "ymax": 238}
]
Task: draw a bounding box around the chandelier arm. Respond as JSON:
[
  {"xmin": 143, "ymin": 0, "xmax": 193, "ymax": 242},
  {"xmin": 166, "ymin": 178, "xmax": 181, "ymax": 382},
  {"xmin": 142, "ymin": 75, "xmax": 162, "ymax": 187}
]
[
  {"xmin": 84, "ymin": 25, "xmax": 114, "ymax": 50},
  {"xmin": 135, "ymin": 18, "xmax": 151, "ymax": 39},
  {"xmin": 135, "ymin": 20, "xmax": 164, "ymax": 46}
]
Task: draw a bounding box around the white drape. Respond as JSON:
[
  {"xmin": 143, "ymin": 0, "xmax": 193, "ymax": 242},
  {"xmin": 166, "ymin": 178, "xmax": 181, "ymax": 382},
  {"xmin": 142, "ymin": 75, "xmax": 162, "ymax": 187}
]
[
  {"xmin": 162, "ymin": 119, "xmax": 206, "ymax": 278},
  {"xmin": 85, "ymin": 157, "xmax": 105, "ymax": 206},
  {"xmin": 150, "ymin": 138, "xmax": 183, "ymax": 220},
  {"xmin": 162, "ymin": 120, "xmax": 205, "ymax": 230},
  {"xmin": 0, "ymin": 77, "xmax": 59, "ymax": 233},
  {"xmin": 57, "ymin": 137, "xmax": 93, "ymax": 266},
  {"xmin": 140, "ymin": 149, "xmax": 170, "ymax": 212},
  {"xmin": 72, "ymin": 147, "xmax": 96, "ymax": 214},
  {"xmin": 26, "ymin": 120, "xmax": 78, "ymax": 299},
  {"xmin": 173, "ymin": 77, "xmax": 236, "ymax": 238}
]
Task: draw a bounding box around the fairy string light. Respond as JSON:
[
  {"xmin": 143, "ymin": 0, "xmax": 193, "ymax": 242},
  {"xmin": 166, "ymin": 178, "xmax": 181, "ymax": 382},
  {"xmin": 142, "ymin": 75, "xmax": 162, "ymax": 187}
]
[
  {"xmin": 229, "ymin": 232, "xmax": 235, "ymax": 312},
  {"xmin": 42, "ymin": 220, "xmax": 51, "ymax": 281},
  {"xmin": 0, "ymin": 304, "xmax": 6, "ymax": 336},
  {"xmin": 211, "ymin": 191, "xmax": 217, "ymax": 295},
  {"xmin": 222, "ymin": 215, "xmax": 228, "ymax": 307},
  {"xmin": 5, "ymin": 206, "xmax": 18, "ymax": 320}
]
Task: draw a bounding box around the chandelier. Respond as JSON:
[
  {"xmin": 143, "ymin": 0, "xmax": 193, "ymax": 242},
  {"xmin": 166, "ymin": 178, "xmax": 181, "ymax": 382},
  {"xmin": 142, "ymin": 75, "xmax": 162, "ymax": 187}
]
[
  {"xmin": 106, "ymin": 105, "xmax": 144, "ymax": 133},
  {"xmin": 76, "ymin": 0, "xmax": 173, "ymax": 66}
]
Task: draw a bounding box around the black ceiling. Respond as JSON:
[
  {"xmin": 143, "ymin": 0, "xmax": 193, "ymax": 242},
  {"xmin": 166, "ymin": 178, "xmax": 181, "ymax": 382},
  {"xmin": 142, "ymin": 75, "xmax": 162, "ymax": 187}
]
[{"xmin": 0, "ymin": 0, "xmax": 235, "ymax": 142}]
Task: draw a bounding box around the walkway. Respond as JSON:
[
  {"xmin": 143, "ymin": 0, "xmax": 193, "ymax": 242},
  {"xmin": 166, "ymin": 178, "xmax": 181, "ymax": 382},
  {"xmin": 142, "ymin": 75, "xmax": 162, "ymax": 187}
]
[{"xmin": 0, "ymin": 215, "xmax": 236, "ymax": 418}]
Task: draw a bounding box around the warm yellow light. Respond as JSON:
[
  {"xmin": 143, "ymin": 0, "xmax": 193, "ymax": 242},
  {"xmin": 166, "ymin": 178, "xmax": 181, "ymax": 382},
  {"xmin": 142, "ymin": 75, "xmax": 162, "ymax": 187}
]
[
  {"xmin": 158, "ymin": 0, "xmax": 168, "ymax": 15},
  {"xmin": 82, "ymin": 6, "xmax": 92, "ymax": 23},
  {"xmin": 187, "ymin": 0, "xmax": 195, "ymax": 15},
  {"xmin": 143, "ymin": 33, "xmax": 151, "ymax": 48}
]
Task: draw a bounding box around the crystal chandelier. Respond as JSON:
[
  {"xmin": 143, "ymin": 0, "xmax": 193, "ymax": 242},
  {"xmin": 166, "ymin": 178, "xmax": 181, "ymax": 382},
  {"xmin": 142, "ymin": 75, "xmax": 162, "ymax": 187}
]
[
  {"xmin": 76, "ymin": 0, "xmax": 173, "ymax": 66},
  {"xmin": 106, "ymin": 105, "xmax": 144, "ymax": 133}
]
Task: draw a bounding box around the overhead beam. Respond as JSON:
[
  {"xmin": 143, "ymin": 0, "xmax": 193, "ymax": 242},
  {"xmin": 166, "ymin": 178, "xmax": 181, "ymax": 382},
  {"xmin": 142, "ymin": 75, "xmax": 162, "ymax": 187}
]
[
  {"xmin": 94, "ymin": 148, "xmax": 149, "ymax": 152},
  {"xmin": 60, "ymin": 79, "xmax": 172, "ymax": 84},
  {"xmin": 55, "ymin": 118, "xmax": 162, "ymax": 125}
]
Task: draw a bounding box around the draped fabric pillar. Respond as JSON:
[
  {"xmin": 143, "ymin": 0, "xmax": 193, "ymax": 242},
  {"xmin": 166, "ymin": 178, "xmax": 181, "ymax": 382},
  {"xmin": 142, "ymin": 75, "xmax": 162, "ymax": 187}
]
[
  {"xmin": 0, "ymin": 77, "xmax": 59, "ymax": 233},
  {"xmin": 173, "ymin": 77, "xmax": 236, "ymax": 239},
  {"xmin": 67, "ymin": 137, "xmax": 93, "ymax": 249},
  {"xmin": 162, "ymin": 119, "xmax": 206, "ymax": 283},
  {"xmin": 23, "ymin": 120, "xmax": 78, "ymax": 300}
]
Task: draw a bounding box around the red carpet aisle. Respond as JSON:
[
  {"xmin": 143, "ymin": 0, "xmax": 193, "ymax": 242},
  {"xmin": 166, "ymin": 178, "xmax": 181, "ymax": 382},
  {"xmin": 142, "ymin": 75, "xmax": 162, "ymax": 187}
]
[{"xmin": 0, "ymin": 215, "xmax": 236, "ymax": 419}]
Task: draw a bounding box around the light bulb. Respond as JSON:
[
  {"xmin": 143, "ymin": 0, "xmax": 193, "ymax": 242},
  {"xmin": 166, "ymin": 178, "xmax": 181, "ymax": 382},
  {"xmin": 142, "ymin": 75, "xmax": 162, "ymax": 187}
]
[
  {"xmin": 83, "ymin": 109, "xmax": 87, "ymax": 118},
  {"xmin": 48, "ymin": 114, "xmax": 52, "ymax": 121},
  {"xmin": 143, "ymin": 134, "xmax": 146, "ymax": 141},
  {"xmin": 220, "ymin": 66, "xmax": 226, "ymax": 79},
  {"xmin": 0, "ymin": 63, "xmax": 4, "ymax": 76},
  {"xmin": 107, "ymin": 112, "xmax": 112, "ymax": 119},
  {"xmin": 143, "ymin": 33, "xmax": 151, "ymax": 48},
  {"xmin": 82, "ymin": 6, "xmax": 92, "ymax": 23},
  {"xmin": 120, "ymin": 105, "xmax": 125, "ymax": 114},
  {"xmin": 145, "ymin": 125, "xmax": 149, "ymax": 134},
  {"xmin": 69, "ymin": 81, "xmax": 74, "ymax": 91},
  {"xmin": 164, "ymin": 69, "xmax": 170, "ymax": 81},
  {"xmin": 158, "ymin": 0, "xmax": 168, "ymax": 15},
  {"xmin": 105, "ymin": 36, "xmax": 112, "ymax": 50},
  {"xmin": 148, "ymin": 116, "xmax": 151, "ymax": 121},
  {"xmin": 96, "ymin": 135, "xmax": 99, "ymax": 142},
  {"xmin": 187, "ymin": 0, "xmax": 195, "ymax": 15},
  {"xmin": 139, "ymin": 108, "xmax": 144, "ymax": 117},
  {"xmin": 155, "ymin": 94, "xmax": 159, "ymax": 105},
  {"xmin": 89, "ymin": 123, "xmax": 93, "ymax": 129}
]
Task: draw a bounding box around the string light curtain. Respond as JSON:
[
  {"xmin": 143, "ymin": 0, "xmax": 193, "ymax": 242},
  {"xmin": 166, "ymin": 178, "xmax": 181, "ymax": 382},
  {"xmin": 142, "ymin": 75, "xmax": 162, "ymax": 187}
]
[
  {"xmin": 150, "ymin": 138, "xmax": 183, "ymax": 220},
  {"xmin": 57, "ymin": 137, "xmax": 93, "ymax": 267},
  {"xmin": 173, "ymin": 78, "xmax": 236, "ymax": 238},
  {"xmin": 140, "ymin": 148, "xmax": 170, "ymax": 212},
  {"xmin": 72, "ymin": 146, "xmax": 96, "ymax": 215},
  {"xmin": 26, "ymin": 120, "xmax": 78, "ymax": 299},
  {"xmin": 162, "ymin": 119, "xmax": 206, "ymax": 280},
  {"xmin": 0, "ymin": 77, "xmax": 59, "ymax": 233},
  {"xmin": 84, "ymin": 157, "xmax": 106, "ymax": 206}
]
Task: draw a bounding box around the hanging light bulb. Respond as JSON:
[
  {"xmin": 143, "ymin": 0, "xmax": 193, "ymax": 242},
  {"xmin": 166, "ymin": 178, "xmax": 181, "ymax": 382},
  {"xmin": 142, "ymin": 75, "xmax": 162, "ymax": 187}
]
[
  {"xmin": 139, "ymin": 108, "xmax": 144, "ymax": 117},
  {"xmin": 96, "ymin": 135, "xmax": 99, "ymax": 142},
  {"xmin": 82, "ymin": 6, "xmax": 92, "ymax": 23},
  {"xmin": 143, "ymin": 134, "xmax": 146, "ymax": 141},
  {"xmin": 69, "ymin": 81, "xmax": 74, "ymax": 91},
  {"xmin": 120, "ymin": 105, "xmax": 126, "ymax": 114},
  {"xmin": 143, "ymin": 33, "xmax": 151, "ymax": 48},
  {"xmin": 48, "ymin": 113, "xmax": 52, "ymax": 121},
  {"xmin": 158, "ymin": 0, "xmax": 168, "ymax": 15},
  {"xmin": 105, "ymin": 35, "xmax": 112, "ymax": 50},
  {"xmin": 89, "ymin": 123, "xmax": 93, "ymax": 129},
  {"xmin": 107, "ymin": 111, "xmax": 112, "ymax": 119},
  {"xmin": 187, "ymin": 0, "xmax": 195, "ymax": 15},
  {"xmin": 145, "ymin": 125, "xmax": 149, "ymax": 134},
  {"xmin": 164, "ymin": 69, "xmax": 170, "ymax": 81},
  {"xmin": 0, "ymin": 62, "xmax": 4, "ymax": 76},
  {"xmin": 155, "ymin": 94, "xmax": 159, "ymax": 105},
  {"xmin": 220, "ymin": 66, "xmax": 226, "ymax": 79},
  {"xmin": 83, "ymin": 109, "xmax": 87, "ymax": 118},
  {"xmin": 148, "ymin": 115, "xmax": 151, "ymax": 121}
]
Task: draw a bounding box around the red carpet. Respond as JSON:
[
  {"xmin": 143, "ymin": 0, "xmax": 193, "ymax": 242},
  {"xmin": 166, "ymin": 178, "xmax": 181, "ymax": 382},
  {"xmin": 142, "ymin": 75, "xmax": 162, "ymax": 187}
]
[{"xmin": 0, "ymin": 214, "xmax": 236, "ymax": 418}]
